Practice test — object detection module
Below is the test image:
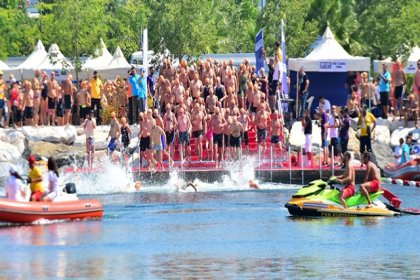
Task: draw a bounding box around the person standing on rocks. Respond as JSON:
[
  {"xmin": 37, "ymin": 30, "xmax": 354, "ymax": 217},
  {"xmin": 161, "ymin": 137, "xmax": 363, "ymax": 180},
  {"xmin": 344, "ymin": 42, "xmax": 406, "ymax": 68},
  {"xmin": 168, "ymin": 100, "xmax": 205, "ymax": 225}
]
[
  {"xmin": 47, "ymin": 71, "xmax": 59, "ymax": 126},
  {"xmin": 84, "ymin": 110, "xmax": 97, "ymax": 167},
  {"xmin": 357, "ymin": 106, "xmax": 376, "ymax": 154}
]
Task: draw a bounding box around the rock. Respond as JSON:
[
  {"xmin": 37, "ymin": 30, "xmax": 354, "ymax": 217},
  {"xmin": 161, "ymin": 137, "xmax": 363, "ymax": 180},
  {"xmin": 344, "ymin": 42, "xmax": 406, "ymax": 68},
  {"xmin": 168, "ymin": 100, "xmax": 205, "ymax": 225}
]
[
  {"xmin": 370, "ymin": 125, "xmax": 392, "ymax": 170},
  {"xmin": 375, "ymin": 118, "xmax": 392, "ymax": 130},
  {"xmin": 347, "ymin": 128, "xmax": 360, "ymax": 158},
  {"xmin": 0, "ymin": 128, "xmax": 27, "ymax": 154},
  {"xmin": 389, "ymin": 120, "xmax": 405, "ymax": 133},
  {"xmin": 288, "ymin": 120, "xmax": 321, "ymax": 151},
  {"xmin": 28, "ymin": 141, "xmax": 85, "ymax": 168},
  {"xmin": 21, "ymin": 125, "xmax": 77, "ymax": 145},
  {"xmin": 0, "ymin": 140, "xmax": 21, "ymax": 163}
]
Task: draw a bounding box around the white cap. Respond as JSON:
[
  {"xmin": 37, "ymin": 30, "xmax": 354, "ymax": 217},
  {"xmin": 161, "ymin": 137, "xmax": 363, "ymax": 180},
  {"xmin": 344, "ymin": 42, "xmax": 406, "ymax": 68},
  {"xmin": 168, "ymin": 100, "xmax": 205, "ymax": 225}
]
[
  {"xmin": 9, "ymin": 164, "xmax": 17, "ymax": 174},
  {"xmin": 190, "ymin": 65, "xmax": 195, "ymax": 71}
]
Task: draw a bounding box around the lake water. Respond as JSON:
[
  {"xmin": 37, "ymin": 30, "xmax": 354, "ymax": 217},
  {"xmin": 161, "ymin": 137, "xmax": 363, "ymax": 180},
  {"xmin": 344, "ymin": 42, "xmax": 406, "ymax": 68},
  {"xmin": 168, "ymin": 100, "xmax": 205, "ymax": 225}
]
[{"xmin": 0, "ymin": 164, "xmax": 419, "ymax": 279}]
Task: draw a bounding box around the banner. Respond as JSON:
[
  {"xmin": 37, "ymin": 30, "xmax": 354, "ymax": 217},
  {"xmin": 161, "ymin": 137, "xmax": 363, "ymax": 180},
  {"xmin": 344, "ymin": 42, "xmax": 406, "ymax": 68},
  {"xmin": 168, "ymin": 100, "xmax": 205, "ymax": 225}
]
[
  {"xmin": 142, "ymin": 28, "xmax": 148, "ymax": 76},
  {"xmin": 255, "ymin": 29, "xmax": 265, "ymax": 76},
  {"xmin": 281, "ymin": 20, "xmax": 288, "ymax": 97},
  {"xmin": 319, "ymin": 61, "xmax": 347, "ymax": 72}
]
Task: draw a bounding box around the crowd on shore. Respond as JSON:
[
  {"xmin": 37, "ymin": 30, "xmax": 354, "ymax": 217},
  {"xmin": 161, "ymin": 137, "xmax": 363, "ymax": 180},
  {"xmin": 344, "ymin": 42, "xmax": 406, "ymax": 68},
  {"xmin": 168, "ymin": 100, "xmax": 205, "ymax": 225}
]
[{"xmin": 0, "ymin": 49, "xmax": 419, "ymax": 170}]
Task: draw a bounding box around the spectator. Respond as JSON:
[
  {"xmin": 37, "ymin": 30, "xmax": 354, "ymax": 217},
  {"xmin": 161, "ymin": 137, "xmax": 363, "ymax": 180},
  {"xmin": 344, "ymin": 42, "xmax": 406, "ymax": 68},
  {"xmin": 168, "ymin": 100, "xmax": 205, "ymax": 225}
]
[
  {"xmin": 298, "ymin": 67, "xmax": 309, "ymax": 118},
  {"xmin": 302, "ymin": 109, "xmax": 313, "ymax": 167},
  {"xmin": 138, "ymin": 68, "xmax": 147, "ymax": 113},
  {"xmin": 400, "ymin": 136, "xmax": 411, "ymax": 165},
  {"xmin": 339, "ymin": 107, "xmax": 350, "ymax": 167},
  {"xmin": 357, "ymin": 106, "xmax": 376, "ymax": 154},
  {"xmin": 404, "ymin": 94, "xmax": 418, "ymax": 128},
  {"xmin": 379, "ymin": 64, "xmax": 391, "ymax": 119},
  {"xmin": 394, "ymin": 60, "xmax": 407, "ymax": 118},
  {"xmin": 129, "ymin": 67, "xmax": 140, "ymax": 123},
  {"xmin": 345, "ymin": 71, "xmax": 357, "ymax": 98},
  {"xmin": 328, "ymin": 105, "xmax": 340, "ymax": 165},
  {"xmin": 89, "ymin": 71, "xmax": 103, "ymax": 125},
  {"xmin": 318, "ymin": 95, "xmax": 331, "ymax": 114}
]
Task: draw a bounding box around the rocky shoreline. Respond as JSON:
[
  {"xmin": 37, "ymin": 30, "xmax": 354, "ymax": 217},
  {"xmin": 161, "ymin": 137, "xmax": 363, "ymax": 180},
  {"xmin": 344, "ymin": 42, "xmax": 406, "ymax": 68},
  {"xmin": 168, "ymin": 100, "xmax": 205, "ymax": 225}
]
[{"xmin": 0, "ymin": 118, "xmax": 418, "ymax": 180}]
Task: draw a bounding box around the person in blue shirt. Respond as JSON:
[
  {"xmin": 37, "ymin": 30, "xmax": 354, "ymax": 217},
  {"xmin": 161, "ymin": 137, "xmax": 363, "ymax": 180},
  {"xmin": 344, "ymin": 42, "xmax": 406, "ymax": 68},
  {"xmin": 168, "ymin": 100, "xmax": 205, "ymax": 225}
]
[
  {"xmin": 129, "ymin": 67, "xmax": 140, "ymax": 123},
  {"xmin": 379, "ymin": 64, "xmax": 391, "ymax": 119},
  {"xmin": 400, "ymin": 136, "xmax": 411, "ymax": 165},
  {"xmin": 138, "ymin": 68, "xmax": 147, "ymax": 113}
]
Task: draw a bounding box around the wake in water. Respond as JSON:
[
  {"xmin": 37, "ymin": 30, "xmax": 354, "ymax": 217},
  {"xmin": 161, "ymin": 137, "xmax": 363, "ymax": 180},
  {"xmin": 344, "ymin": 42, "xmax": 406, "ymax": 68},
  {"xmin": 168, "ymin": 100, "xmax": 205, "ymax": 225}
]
[{"xmin": 60, "ymin": 155, "xmax": 299, "ymax": 195}]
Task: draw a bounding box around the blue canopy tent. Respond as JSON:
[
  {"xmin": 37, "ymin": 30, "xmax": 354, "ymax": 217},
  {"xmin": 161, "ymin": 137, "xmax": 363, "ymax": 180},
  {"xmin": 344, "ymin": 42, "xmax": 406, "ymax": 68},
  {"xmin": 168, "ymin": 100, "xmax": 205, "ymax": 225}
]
[{"xmin": 288, "ymin": 27, "xmax": 370, "ymax": 114}]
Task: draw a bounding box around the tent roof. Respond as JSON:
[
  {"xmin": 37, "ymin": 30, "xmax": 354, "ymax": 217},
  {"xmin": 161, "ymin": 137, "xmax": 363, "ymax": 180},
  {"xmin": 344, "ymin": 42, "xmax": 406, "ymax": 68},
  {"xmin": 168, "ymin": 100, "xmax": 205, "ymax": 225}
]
[
  {"xmin": 289, "ymin": 27, "xmax": 370, "ymax": 71},
  {"xmin": 0, "ymin": 60, "xmax": 10, "ymax": 70},
  {"xmin": 82, "ymin": 38, "xmax": 113, "ymax": 70},
  {"xmin": 38, "ymin": 43, "xmax": 74, "ymax": 70},
  {"xmin": 106, "ymin": 46, "xmax": 131, "ymax": 69},
  {"xmin": 17, "ymin": 40, "xmax": 48, "ymax": 70}
]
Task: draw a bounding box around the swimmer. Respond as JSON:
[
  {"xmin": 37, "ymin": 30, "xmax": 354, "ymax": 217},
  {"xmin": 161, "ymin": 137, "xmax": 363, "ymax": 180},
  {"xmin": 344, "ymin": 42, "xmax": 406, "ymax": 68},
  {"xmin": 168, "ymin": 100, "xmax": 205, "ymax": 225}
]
[
  {"xmin": 175, "ymin": 180, "xmax": 198, "ymax": 192},
  {"xmin": 181, "ymin": 181, "xmax": 197, "ymax": 192},
  {"xmin": 134, "ymin": 181, "xmax": 142, "ymax": 191},
  {"xmin": 249, "ymin": 180, "xmax": 259, "ymax": 189}
]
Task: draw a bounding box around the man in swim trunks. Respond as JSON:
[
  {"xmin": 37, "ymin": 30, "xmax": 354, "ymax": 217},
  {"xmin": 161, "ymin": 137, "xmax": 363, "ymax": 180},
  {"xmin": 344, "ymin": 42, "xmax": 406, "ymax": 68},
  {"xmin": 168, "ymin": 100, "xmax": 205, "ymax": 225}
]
[
  {"xmin": 360, "ymin": 151, "xmax": 381, "ymax": 207},
  {"xmin": 177, "ymin": 107, "xmax": 191, "ymax": 161},
  {"xmin": 139, "ymin": 110, "xmax": 153, "ymax": 168},
  {"xmin": 337, "ymin": 151, "xmax": 355, "ymax": 208},
  {"xmin": 62, "ymin": 74, "xmax": 75, "ymax": 125},
  {"xmin": 32, "ymin": 69, "xmax": 42, "ymax": 126},
  {"xmin": 210, "ymin": 107, "xmax": 226, "ymax": 167},
  {"xmin": 84, "ymin": 111, "xmax": 96, "ymax": 167},
  {"xmin": 229, "ymin": 115, "xmax": 244, "ymax": 160},
  {"xmin": 22, "ymin": 80, "xmax": 35, "ymax": 126},
  {"xmin": 150, "ymin": 119, "xmax": 166, "ymax": 169},
  {"xmin": 106, "ymin": 111, "xmax": 120, "ymax": 156},
  {"xmin": 191, "ymin": 103, "xmax": 206, "ymax": 161},
  {"xmin": 47, "ymin": 71, "xmax": 59, "ymax": 126}
]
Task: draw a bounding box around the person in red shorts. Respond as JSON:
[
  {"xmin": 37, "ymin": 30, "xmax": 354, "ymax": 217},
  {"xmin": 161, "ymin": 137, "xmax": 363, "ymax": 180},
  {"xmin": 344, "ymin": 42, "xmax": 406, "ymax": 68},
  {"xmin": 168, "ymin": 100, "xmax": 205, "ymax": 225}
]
[
  {"xmin": 337, "ymin": 152, "xmax": 355, "ymax": 208},
  {"xmin": 359, "ymin": 151, "xmax": 381, "ymax": 207}
]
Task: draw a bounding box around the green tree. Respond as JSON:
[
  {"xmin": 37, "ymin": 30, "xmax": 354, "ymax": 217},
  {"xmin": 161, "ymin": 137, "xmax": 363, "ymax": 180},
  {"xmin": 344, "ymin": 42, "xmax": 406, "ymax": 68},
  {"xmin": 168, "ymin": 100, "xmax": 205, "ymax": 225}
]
[
  {"xmin": 103, "ymin": 0, "xmax": 150, "ymax": 58},
  {"xmin": 257, "ymin": 0, "xmax": 319, "ymax": 58},
  {"xmin": 0, "ymin": 7, "xmax": 39, "ymax": 59},
  {"xmin": 38, "ymin": 0, "xmax": 108, "ymax": 80},
  {"xmin": 212, "ymin": 0, "xmax": 259, "ymax": 53},
  {"xmin": 306, "ymin": 0, "xmax": 365, "ymax": 55},
  {"xmin": 355, "ymin": 0, "xmax": 420, "ymax": 59},
  {"xmin": 146, "ymin": 0, "xmax": 217, "ymax": 60}
]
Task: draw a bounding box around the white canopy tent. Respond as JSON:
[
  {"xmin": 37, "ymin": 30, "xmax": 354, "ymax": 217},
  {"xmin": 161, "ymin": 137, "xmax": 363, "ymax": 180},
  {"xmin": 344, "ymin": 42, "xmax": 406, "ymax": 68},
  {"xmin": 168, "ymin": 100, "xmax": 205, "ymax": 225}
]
[
  {"xmin": 289, "ymin": 27, "xmax": 370, "ymax": 72},
  {"xmin": 81, "ymin": 38, "xmax": 113, "ymax": 78},
  {"xmin": 288, "ymin": 27, "xmax": 370, "ymax": 108},
  {"xmin": 0, "ymin": 60, "xmax": 10, "ymax": 71},
  {"xmin": 98, "ymin": 46, "xmax": 131, "ymax": 80},
  {"xmin": 37, "ymin": 43, "xmax": 74, "ymax": 80},
  {"xmin": 13, "ymin": 40, "xmax": 48, "ymax": 79},
  {"xmin": 406, "ymin": 46, "xmax": 420, "ymax": 74}
]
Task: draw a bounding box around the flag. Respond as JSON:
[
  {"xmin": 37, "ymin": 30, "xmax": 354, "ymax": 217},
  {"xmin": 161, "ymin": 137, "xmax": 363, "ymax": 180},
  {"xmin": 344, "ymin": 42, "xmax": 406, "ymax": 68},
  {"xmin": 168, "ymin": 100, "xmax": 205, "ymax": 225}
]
[
  {"xmin": 255, "ymin": 29, "xmax": 265, "ymax": 76},
  {"xmin": 142, "ymin": 28, "xmax": 148, "ymax": 77},
  {"xmin": 281, "ymin": 20, "xmax": 288, "ymax": 97}
]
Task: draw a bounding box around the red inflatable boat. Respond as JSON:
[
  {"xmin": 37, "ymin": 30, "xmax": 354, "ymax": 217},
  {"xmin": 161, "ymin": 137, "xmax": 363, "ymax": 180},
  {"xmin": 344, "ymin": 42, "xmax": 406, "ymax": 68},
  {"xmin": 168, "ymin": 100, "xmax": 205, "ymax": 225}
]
[
  {"xmin": 383, "ymin": 158, "xmax": 420, "ymax": 181},
  {"xmin": 0, "ymin": 198, "xmax": 103, "ymax": 224}
]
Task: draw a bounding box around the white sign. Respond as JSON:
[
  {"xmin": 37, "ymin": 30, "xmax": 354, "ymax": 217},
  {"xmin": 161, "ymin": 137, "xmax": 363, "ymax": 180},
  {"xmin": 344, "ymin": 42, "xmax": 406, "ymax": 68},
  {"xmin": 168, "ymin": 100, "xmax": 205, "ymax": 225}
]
[{"xmin": 319, "ymin": 61, "xmax": 347, "ymax": 72}]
